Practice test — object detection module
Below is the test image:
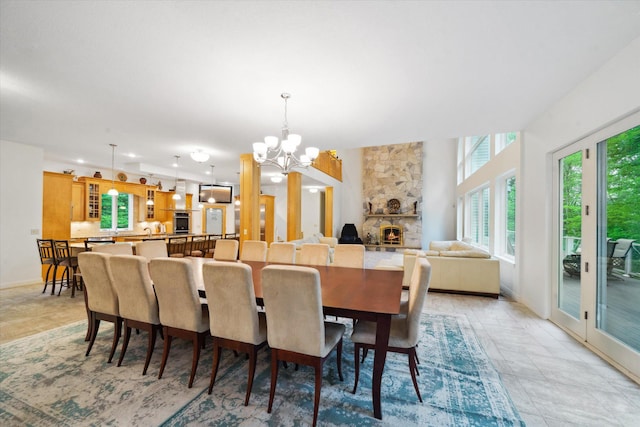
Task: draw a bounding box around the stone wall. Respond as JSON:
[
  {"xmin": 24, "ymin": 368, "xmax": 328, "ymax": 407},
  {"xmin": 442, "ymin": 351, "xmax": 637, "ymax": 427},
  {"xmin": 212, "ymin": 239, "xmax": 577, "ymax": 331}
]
[{"xmin": 362, "ymin": 142, "xmax": 422, "ymax": 248}]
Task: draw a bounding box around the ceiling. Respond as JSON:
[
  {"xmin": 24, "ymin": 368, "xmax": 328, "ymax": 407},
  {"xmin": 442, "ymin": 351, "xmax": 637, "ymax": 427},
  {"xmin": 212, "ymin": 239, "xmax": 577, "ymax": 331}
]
[{"xmin": 2, "ymin": 1, "xmax": 640, "ymax": 185}]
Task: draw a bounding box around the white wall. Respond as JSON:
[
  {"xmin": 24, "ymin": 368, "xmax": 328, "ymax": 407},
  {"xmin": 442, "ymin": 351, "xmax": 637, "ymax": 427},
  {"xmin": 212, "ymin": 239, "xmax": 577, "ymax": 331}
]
[
  {"xmin": 337, "ymin": 148, "xmax": 363, "ymax": 237},
  {"xmin": 1, "ymin": 141, "xmax": 44, "ymax": 288},
  {"xmin": 423, "ymin": 139, "xmax": 457, "ymax": 247},
  {"xmin": 301, "ymin": 190, "xmax": 321, "ymax": 237},
  {"xmin": 520, "ymin": 36, "xmax": 640, "ymax": 318}
]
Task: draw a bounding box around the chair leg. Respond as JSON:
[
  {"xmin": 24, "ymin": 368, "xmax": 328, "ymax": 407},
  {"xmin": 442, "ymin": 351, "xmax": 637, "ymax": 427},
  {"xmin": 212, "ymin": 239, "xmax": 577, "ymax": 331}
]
[
  {"xmin": 51, "ymin": 265, "xmax": 59, "ymax": 295},
  {"xmin": 312, "ymin": 364, "xmax": 323, "ymax": 427},
  {"xmin": 245, "ymin": 346, "xmax": 258, "ymax": 406},
  {"xmin": 336, "ymin": 338, "xmax": 344, "ymax": 381},
  {"xmin": 118, "ymin": 324, "xmax": 132, "ymax": 367},
  {"xmin": 267, "ymin": 349, "xmax": 279, "ymax": 413},
  {"xmin": 85, "ymin": 318, "xmax": 101, "ymax": 357},
  {"xmin": 361, "ymin": 347, "xmax": 368, "ymax": 363},
  {"xmin": 143, "ymin": 326, "xmax": 158, "ymax": 376},
  {"xmin": 408, "ymin": 347, "xmax": 423, "ymax": 403},
  {"xmin": 42, "ymin": 265, "xmax": 53, "ymax": 294},
  {"xmin": 107, "ymin": 318, "xmax": 122, "ymax": 363},
  {"xmin": 188, "ymin": 333, "xmax": 203, "ymax": 388},
  {"xmin": 70, "ymin": 266, "xmax": 78, "ymax": 298},
  {"xmin": 57, "ymin": 266, "xmax": 69, "ymax": 296},
  {"xmin": 84, "ymin": 291, "xmax": 92, "ymax": 341},
  {"xmin": 158, "ymin": 328, "xmax": 172, "ymax": 379},
  {"xmin": 208, "ymin": 343, "xmax": 222, "ymax": 394},
  {"xmin": 352, "ymin": 344, "xmax": 361, "ymax": 394}
]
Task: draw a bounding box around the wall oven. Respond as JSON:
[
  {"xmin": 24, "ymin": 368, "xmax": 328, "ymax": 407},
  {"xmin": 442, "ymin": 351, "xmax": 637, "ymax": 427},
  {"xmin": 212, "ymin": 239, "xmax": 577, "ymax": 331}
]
[{"xmin": 173, "ymin": 212, "xmax": 190, "ymax": 234}]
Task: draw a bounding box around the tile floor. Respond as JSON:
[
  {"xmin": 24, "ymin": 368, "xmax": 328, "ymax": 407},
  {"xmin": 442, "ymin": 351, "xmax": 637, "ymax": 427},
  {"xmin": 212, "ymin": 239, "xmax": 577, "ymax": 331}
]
[{"xmin": 1, "ymin": 257, "xmax": 639, "ymax": 426}]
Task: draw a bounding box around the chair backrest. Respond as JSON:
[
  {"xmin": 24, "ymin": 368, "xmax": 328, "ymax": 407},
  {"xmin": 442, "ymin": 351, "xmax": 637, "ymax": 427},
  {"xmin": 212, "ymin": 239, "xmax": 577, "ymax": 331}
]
[
  {"xmin": 78, "ymin": 252, "xmax": 119, "ymax": 316},
  {"xmin": 190, "ymin": 235, "xmax": 208, "ymax": 255},
  {"xmin": 405, "ymin": 258, "xmax": 432, "ymax": 347},
  {"xmin": 135, "ymin": 239, "xmax": 168, "ymax": 260},
  {"xmin": 53, "ymin": 240, "xmax": 73, "ymax": 263},
  {"xmin": 224, "ymin": 233, "xmax": 238, "ymax": 239},
  {"xmin": 37, "ymin": 239, "xmax": 56, "ymax": 265},
  {"xmin": 240, "ymin": 240, "xmax": 268, "ymax": 262},
  {"xmin": 298, "ymin": 243, "xmax": 330, "ymax": 266},
  {"xmin": 202, "ymin": 262, "xmax": 262, "ymax": 344},
  {"xmin": 612, "ymin": 238, "xmax": 636, "ymax": 258},
  {"xmin": 149, "ymin": 258, "xmax": 204, "ymax": 331},
  {"xmin": 167, "ymin": 236, "xmax": 191, "ymax": 257},
  {"xmin": 91, "ymin": 243, "xmax": 133, "ymax": 255},
  {"xmin": 109, "ymin": 255, "xmax": 159, "ymax": 324},
  {"xmin": 332, "ymin": 244, "xmax": 365, "ymax": 268},
  {"xmin": 213, "ymin": 239, "xmax": 239, "ymax": 261},
  {"xmin": 262, "ymin": 265, "xmax": 325, "ymax": 356},
  {"xmin": 267, "ymin": 242, "xmax": 296, "ymax": 264}
]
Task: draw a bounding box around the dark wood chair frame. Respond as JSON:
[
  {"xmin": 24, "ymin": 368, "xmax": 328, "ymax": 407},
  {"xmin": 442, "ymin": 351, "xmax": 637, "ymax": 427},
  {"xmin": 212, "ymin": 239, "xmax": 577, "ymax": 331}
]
[
  {"xmin": 167, "ymin": 236, "xmax": 191, "ymax": 257},
  {"xmin": 158, "ymin": 325, "xmax": 208, "ymax": 388},
  {"xmin": 118, "ymin": 318, "xmax": 163, "ymax": 375},
  {"xmin": 86, "ymin": 310, "xmax": 123, "ymax": 363},
  {"xmin": 209, "ymin": 337, "xmax": 267, "ymax": 406},
  {"xmin": 189, "ymin": 235, "xmax": 208, "ymax": 257},
  {"xmin": 54, "ymin": 240, "xmax": 80, "ymax": 297},
  {"xmin": 268, "ymin": 340, "xmax": 344, "ymax": 427},
  {"xmin": 37, "ymin": 239, "xmax": 58, "ymax": 295}
]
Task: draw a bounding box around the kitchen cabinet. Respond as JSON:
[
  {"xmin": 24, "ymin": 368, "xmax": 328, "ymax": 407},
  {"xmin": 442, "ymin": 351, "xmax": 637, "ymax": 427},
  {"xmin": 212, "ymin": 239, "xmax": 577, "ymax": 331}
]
[
  {"xmin": 42, "ymin": 172, "xmax": 72, "ymax": 281},
  {"xmin": 154, "ymin": 191, "xmax": 169, "ymax": 222},
  {"xmin": 71, "ymin": 181, "xmax": 85, "ymax": 221},
  {"xmin": 78, "ymin": 177, "xmax": 103, "ymax": 221}
]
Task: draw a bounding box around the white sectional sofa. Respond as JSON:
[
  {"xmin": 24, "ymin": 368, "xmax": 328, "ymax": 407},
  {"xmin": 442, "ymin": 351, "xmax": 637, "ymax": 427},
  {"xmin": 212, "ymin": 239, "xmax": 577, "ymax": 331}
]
[{"xmin": 375, "ymin": 240, "xmax": 500, "ymax": 298}]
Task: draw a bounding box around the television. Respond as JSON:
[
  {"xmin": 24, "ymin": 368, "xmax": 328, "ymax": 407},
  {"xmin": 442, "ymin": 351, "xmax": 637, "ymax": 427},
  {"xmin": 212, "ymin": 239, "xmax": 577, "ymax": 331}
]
[{"xmin": 199, "ymin": 184, "xmax": 233, "ymax": 204}]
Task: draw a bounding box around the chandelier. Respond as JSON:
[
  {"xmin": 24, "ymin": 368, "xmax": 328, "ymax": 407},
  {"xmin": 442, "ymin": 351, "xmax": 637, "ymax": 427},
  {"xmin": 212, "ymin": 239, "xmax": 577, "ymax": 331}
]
[{"xmin": 252, "ymin": 93, "xmax": 319, "ymax": 175}]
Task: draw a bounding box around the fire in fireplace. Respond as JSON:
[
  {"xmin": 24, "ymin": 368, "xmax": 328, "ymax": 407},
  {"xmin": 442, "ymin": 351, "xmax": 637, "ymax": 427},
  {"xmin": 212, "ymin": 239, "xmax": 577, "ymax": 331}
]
[{"xmin": 380, "ymin": 225, "xmax": 403, "ymax": 245}]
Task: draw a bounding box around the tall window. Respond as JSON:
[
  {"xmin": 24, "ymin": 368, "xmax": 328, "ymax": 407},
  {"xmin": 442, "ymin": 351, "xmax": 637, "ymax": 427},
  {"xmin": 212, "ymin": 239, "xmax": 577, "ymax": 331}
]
[
  {"xmin": 505, "ymin": 176, "xmax": 516, "ymax": 256},
  {"xmin": 469, "ymin": 135, "xmax": 490, "ymax": 175},
  {"xmin": 496, "ymin": 132, "xmax": 517, "ymax": 154},
  {"xmin": 469, "ymin": 186, "xmax": 490, "ymax": 247},
  {"xmin": 100, "ymin": 193, "xmax": 133, "ymax": 231}
]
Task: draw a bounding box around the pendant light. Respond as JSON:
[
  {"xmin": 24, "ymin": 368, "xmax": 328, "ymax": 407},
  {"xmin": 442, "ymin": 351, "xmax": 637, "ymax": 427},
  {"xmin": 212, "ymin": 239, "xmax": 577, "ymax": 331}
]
[
  {"xmin": 207, "ymin": 164, "xmax": 216, "ymax": 203},
  {"xmin": 172, "ymin": 155, "xmax": 181, "ymax": 201},
  {"xmin": 107, "ymin": 144, "xmax": 118, "ymax": 196},
  {"xmin": 146, "ymin": 174, "xmax": 154, "ymax": 205}
]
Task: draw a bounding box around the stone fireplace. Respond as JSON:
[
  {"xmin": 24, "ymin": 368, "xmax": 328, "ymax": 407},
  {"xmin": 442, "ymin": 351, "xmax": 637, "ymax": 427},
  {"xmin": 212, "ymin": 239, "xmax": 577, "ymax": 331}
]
[{"xmin": 362, "ymin": 141, "xmax": 422, "ymax": 249}]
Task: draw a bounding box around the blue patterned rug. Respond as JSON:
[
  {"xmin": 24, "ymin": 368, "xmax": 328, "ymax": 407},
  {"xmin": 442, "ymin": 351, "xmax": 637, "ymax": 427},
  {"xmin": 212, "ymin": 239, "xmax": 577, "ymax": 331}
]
[{"xmin": 0, "ymin": 313, "xmax": 524, "ymax": 426}]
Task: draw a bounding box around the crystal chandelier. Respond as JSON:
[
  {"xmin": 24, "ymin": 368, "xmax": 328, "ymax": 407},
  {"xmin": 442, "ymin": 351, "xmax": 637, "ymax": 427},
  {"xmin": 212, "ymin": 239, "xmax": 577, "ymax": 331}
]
[{"xmin": 252, "ymin": 93, "xmax": 319, "ymax": 175}]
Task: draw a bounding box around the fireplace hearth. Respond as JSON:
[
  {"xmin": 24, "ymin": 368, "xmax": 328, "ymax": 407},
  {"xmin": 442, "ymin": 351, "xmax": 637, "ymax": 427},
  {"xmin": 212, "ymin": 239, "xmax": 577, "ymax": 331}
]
[{"xmin": 380, "ymin": 225, "xmax": 402, "ymax": 245}]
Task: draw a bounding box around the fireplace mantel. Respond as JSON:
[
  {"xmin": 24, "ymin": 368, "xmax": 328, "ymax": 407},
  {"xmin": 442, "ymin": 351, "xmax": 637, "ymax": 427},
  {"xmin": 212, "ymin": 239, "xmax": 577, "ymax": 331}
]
[{"xmin": 365, "ymin": 214, "xmax": 418, "ymax": 219}]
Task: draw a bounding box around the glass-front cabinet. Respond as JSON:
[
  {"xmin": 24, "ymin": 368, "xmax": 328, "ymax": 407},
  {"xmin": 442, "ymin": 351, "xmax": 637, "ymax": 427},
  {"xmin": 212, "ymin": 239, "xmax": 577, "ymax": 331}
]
[{"xmin": 78, "ymin": 177, "xmax": 102, "ymax": 221}]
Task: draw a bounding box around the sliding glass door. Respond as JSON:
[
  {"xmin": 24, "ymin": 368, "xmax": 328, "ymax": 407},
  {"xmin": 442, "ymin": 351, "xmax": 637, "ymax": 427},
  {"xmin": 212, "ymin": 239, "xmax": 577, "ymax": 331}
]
[{"xmin": 552, "ymin": 116, "xmax": 639, "ymax": 378}]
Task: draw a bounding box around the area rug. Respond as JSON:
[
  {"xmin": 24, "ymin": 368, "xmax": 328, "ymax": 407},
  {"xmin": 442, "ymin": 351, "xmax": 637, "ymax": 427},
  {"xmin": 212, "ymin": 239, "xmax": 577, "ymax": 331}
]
[{"xmin": 0, "ymin": 313, "xmax": 524, "ymax": 426}]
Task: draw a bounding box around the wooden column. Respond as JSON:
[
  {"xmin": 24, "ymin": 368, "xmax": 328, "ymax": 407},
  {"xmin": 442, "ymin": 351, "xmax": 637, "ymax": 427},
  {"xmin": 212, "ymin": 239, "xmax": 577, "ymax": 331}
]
[
  {"xmin": 287, "ymin": 172, "xmax": 302, "ymax": 241},
  {"xmin": 239, "ymin": 153, "xmax": 260, "ymax": 245},
  {"xmin": 324, "ymin": 186, "xmax": 334, "ymax": 237}
]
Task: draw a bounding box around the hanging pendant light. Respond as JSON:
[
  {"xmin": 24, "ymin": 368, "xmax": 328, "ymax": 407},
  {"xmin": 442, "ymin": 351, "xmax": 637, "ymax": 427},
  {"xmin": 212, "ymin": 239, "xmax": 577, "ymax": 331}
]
[
  {"xmin": 207, "ymin": 164, "xmax": 216, "ymax": 203},
  {"xmin": 146, "ymin": 174, "xmax": 154, "ymax": 205},
  {"xmin": 107, "ymin": 144, "xmax": 119, "ymax": 196},
  {"xmin": 172, "ymin": 155, "xmax": 181, "ymax": 200}
]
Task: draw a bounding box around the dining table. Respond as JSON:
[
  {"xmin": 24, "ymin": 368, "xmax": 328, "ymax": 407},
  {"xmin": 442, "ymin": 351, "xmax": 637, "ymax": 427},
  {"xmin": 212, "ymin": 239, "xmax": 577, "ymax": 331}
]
[{"xmin": 188, "ymin": 257, "xmax": 404, "ymax": 420}]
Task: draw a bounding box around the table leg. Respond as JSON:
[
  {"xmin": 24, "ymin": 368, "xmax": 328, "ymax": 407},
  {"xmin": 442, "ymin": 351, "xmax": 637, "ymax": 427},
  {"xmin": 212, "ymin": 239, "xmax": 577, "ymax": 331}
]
[{"xmin": 372, "ymin": 314, "xmax": 391, "ymax": 419}]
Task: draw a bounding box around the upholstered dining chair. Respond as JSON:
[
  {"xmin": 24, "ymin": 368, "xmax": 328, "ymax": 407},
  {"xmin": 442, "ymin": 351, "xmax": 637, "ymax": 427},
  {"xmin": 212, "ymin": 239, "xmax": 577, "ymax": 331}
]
[
  {"xmin": 351, "ymin": 257, "xmax": 432, "ymax": 402},
  {"xmin": 239, "ymin": 240, "xmax": 268, "ymax": 262},
  {"xmin": 298, "ymin": 243, "xmax": 330, "ymax": 266},
  {"xmin": 202, "ymin": 261, "xmax": 267, "ymax": 406},
  {"xmin": 149, "ymin": 258, "xmax": 210, "ymax": 388},
  {"xmin": 266, "ymin": 242, "xmax": 296, "ymax": 264},
  {"xmin": 109, "ymin": 255, "xmax": 161, "ymax": 375},
  {"xmin": 332, "ymin": 244, "xmax": 365, "ymax": 268},
  {"xmin": 213, "ymin": 238, "xmax": 239, "ymax": 261},
  {"xmin": 262, "ymin": 265, "xmax": 345, "ymax": 427},
  {"xmin": 78, "ymin": 252, "xmax": 122, "ymax": 363},
  {"xmin": 91, "ymin": 243, "xmax": 133, "ymax": 255},
  {"xmin": 135, "ymin": 239, "xmax": 168, "ymax": 261}
]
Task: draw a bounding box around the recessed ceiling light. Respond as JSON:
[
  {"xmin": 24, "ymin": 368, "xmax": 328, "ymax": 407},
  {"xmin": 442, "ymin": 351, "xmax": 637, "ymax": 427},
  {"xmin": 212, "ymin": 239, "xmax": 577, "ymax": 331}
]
[{"xmin": 77, "ymin": 159, "xmax": 85, "ymax": 163}]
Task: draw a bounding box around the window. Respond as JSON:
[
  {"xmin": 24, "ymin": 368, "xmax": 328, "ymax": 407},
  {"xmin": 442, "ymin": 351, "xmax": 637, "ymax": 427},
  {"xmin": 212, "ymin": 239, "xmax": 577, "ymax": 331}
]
[
  {"xmin": 495, "ymin": 132, "xmax": 517, "ymax": 153},
  {"xmin": 468, "ymin": 186, "xmax": 490, "ymax": 248},
  {"xmin": 504, "ymin": 175, "xmax": 516, "ymax": 256},
  {"xmin": 469, "ymin": 135, "xmax": 490, "ymax": 175},
  {"xmin": 100, "ymin": 193, "xmax": 133, "ymax": 231}
]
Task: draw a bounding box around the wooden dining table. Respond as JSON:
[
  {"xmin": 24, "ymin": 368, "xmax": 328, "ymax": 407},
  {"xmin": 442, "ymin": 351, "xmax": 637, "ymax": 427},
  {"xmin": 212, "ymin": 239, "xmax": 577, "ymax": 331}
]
[{"xmin": 189, "ymin": 258, "xmax": 403, "ymax": 420}]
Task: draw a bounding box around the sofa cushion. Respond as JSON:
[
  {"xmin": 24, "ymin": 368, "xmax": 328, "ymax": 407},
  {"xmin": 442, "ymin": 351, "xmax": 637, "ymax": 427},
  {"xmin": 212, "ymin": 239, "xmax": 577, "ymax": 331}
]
[{"xmin": 440, "ymin": 249, "xmax": 491, "ymax": 258}]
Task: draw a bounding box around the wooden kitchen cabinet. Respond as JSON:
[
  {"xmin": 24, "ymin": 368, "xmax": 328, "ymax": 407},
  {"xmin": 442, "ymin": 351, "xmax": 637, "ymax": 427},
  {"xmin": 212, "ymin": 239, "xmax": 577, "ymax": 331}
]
[
  {"xmin": 43, "ymin": 171, "xmax": 73, "ymax": 239},
  {"xmin": 78, "ymin": 177, "xmax": 103, "ymax": 221},
  {"xmin": 71, "ymin": 181, "xmax": 85, "ymax": 221}
]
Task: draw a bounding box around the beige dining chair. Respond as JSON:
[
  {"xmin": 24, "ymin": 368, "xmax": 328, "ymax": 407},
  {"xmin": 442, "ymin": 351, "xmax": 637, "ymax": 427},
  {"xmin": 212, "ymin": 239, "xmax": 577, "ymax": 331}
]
[
  {"xmin": 332, "ymin": 244, "xmax": 365, "ymax": 268},
  {"xmin": 262, "ymin": 265, "xmax": 345, "ymax": 427},
  {"xmin": 135, "ymin": 239, "xmax": 168, "ymax": 261},
  {"xmin": 213, "ymin": 239, "xmax": 239, "ymax": 261},
  {"xmin": 91, "ymin": 243, "xmax": 133, "ymax": 255},
  {"xmin": 149, "ymin": 258, "xmax": 209, "ymax": 388},
  {"xmin": 351, "ymin": 257, "xmax": 432, "ymax": 402},
  {"xmin": 202, "ymin": 261, "xmax": 267, "ymax": 406},
  {"xmin": 297, "ymin": 243, "xmax": 330, "ymax": 266},
  {"xmin": 266, "ymin": 242, "xmax": 296, "ymax": 264},
  {"xmin": 239, "ymin": 240, "xmax": 268, "ymax": 262},
  {"xmin": 78, "ymin": 252, "xmax": 122, "ymax": 363},
  {"xmin": 109, "ymin": 254, "xmax": 161, "ymax": 375}
]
